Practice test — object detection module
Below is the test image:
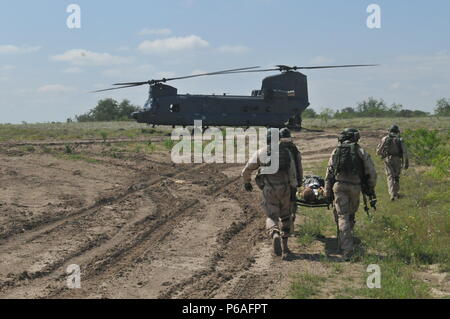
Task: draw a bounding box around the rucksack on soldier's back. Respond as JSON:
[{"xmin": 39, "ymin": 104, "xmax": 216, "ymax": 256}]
[
  {"xmin": 264, "ymin": 141, "xmax": 292, "ymax": 172},
  {"xmin": 333, "ymin": 143, "xmax": 363, "ymax": 177},
  {"xmin": 382, "ymin": 135, "xmax": 403, "ymax": 158}
]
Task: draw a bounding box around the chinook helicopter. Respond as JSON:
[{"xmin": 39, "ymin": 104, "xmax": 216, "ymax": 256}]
[{"xmin": 94, "ymin": 64, "xmax": 376, "ymax": 129}]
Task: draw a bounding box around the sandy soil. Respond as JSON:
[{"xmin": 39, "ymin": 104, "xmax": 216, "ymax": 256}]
[{"xmin": 0, "ymin": 129, "xmax": 399, "ymax": 299}]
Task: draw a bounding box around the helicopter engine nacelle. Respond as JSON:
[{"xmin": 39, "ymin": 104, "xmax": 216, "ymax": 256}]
[
  {"xmin": 261, "ymin": 71, "xmax": 309, "ymax": 106},
  {"xmin": 150, "ymin": 83, "xmax": 178, "ymax": 98}
]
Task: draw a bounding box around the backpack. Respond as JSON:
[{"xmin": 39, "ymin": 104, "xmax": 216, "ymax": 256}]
[
  {"xmin": 383, "ymin": 135, "xmax": 403, "ymax": 157},
  {"xmin": 263, "ymin": 141, "xmax": 291, "ymax": 172},
  {"xmin": 332, "ymin": 143, "xmax": 364, "ymax": 177}
]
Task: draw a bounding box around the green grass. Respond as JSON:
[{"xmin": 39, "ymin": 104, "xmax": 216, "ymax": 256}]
[
  {"xmin": 295, "ymin": 212, "xmax": 330, "ymax": 246},
  {"xmin": 290, "ymin": 273, "xmax": 327, "ymax": 299},
  {"xmin": 342, "ymin": 259, "xmax": 431, "ymax": 299},
  {"xmin": 0, "ymin": 122, "xmax": 171, "ymax": 142}
]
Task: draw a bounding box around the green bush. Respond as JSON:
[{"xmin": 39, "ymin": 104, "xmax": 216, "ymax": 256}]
[{"xmin": 403, "ymin": 129, "xmax": 448, "ymax": 167}]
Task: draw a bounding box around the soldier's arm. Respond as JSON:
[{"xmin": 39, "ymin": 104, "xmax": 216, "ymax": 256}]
[
  {"xmin": 376, "ymin": 136, "xmax": 386, "ymax": 157},
  {"xmin": 296, "ymin": 149, "xmax": 303, "ymax": 184},
  {"xmin": 241, "ymin": 150, "xmax": 261, "ymax": 183},
  {"xmin": 324, "ymin": 150, "xmax": 336, "ymax": 196}
]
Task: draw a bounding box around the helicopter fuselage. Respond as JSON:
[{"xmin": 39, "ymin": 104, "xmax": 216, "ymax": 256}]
[{"xmin": 131, "ymin": 71, "xmax": 310, "ymax": 128}]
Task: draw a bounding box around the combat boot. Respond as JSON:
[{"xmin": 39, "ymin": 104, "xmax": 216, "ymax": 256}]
[
  {"xmin": 342, "ymin": 249, "xmax": 353, "ymax": 262},
  {"xmin": 281, "ymin": 237, "xmax": 292, "ymax": 260},
  {"xmin": 272, "ymin": 231, "xmax": 282, "ymax": 256}
]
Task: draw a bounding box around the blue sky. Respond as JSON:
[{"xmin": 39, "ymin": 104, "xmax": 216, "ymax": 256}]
[{"xmin": 1, "ymin": 0, "xmax": 449, "ymax": 123}]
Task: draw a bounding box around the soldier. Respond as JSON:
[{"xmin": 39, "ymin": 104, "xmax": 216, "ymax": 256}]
[
  {"xmin": 279, "ymin": 128, "xmax": 303, "ymax": 234},
  {"xmin": 324, "ymin": 128, "xmax": 377, "ymax": 261},
  {"xmin": 376, "ymin": 125, "xmax": 409, "ymax": 201},
  {"xmin": 242, "ymin": 128, "xmax": 302, "ymax": 260}
]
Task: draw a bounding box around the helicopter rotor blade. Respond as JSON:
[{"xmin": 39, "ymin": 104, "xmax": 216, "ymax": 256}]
[
  {"xmin": 111, "ymin": 81, "xmax": 150, "ymax": 86},
  {"xmin": 207, "ymin": 64, "xmax": 378, "ymax": 75},
  {"xmin": 91, "ymin": 84, "xmax": 144, "ymax": 93},
  {"xmin": 163, "ymin": 66, "xmax": 261, "ymax": 82},
  {"xmin": 293, "ymin": 64, "xmax": 378, "ymax": 70},
  {"xmin": 112, "ymin": 66, "xmax": 261, "ymax": 86}
]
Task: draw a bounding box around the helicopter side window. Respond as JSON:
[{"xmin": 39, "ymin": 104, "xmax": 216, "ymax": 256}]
[{"xmin": 169, "ymin": 104, "xmax": 180, "ymax": 113}]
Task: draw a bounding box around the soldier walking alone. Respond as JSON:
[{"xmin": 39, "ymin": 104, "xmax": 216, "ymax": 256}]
[
  {"xmin": 324, "ymin": 128, "xmax": 377, "ymax": 261},
  {"xmin": 376, "ymin": 125, "xmax": 409, "ymax": 201},
  {"xmin": 241, "ymin": 128, "xmax": 302, "ymax": 260}
]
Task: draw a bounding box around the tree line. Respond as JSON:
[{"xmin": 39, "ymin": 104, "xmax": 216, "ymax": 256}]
[{"xmin": 303, "ymin": 97, "xmax": 450, "ymax": 119}]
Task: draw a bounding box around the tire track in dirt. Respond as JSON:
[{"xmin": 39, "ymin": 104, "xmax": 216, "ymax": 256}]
[
  {"xmin": 48, "ymin": 170, "xmax": 243, "ymax": 299},
  {"xmin": 0, "ymin": 162, "xmax": 210, "ymax": 296},
  {"xmin": 0, "ymin": 154, "xmax": 193, "ymax": 242}
]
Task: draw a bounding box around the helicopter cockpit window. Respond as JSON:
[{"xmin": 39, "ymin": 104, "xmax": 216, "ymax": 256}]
[{"xmin": 169, "ymin": 104, "xmax": 180, "ymax": 113}]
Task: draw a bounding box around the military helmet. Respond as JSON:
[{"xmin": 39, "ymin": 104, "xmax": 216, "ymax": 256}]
[
  {"xmin": 339, "ymin": 128, "xmax": 360, "ymax": 143},
  {"xmin": 279, "ymin": 128, "xmax": 291, "ymax": 139},
  {"xmin": 389, "ymin": 125, "xmax": 400, "ymax": 134}
]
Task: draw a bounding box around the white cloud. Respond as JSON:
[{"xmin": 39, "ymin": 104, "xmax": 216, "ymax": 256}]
[
  {"xmin": 63, "ymin": 67, "xmax": 83, "ymax": 73},
  {"xmin": 0, "ymin": 45, "xmax": 41, "ymax": 54},
  {"xmin": 217, "ymin": 45, "xmax": 250, "ymax": 54},
  {"xmin": 139, "ymin": 28, "xmax": 172, "ymax": 36},
  {"xmin": 51, "ymin": 49, "xmax": 132, "ymax": 66},
  {"xmin": 138, "ymin": 35, "xmax": 209, "ymax": 54},
  {"xmin": 37, "ymin": 84, "xmax": 76, "ymax": 93},
  {"xmin": 0, "ymin": 75, "xmax": 8, "ymax": 81},
  {"xmin": 309, "ymin": 56, "xmax": 336, "ymax": 65}
]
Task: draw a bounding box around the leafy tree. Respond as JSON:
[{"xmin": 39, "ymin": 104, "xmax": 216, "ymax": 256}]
[
  {"xmin": 319, "ymin": 108, "xmax": 335, "ymax": 124},
  {"xmin": 356, "ymin": 97, "xmax": 389, "ymax": 117},
  {"xmin": 435, "ymin": 98, "xmax": 450, "ymax": 116},
  {"xmin": 76, "ymin": 99, "xmax": 140, "ymax": 122},
  {"xmin": 397, "ymin": 109, "xmax": 429, "ymax": 118},
  {"xmin": 334, "ymin": 107, "xmax": 356, "ymax": 119},
  {"xmin": 302, "ymin": 108, "xmax": 317, "ymax": 118}
]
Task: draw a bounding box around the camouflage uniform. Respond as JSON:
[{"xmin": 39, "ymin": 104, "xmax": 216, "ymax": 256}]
[
  {"xmin": 325, "ymin": 138, "xmax": 377, "ymax": 258},
  {"xmin": 284, "ymin": 139, "xmax": 303, "ymax": 233},
  {"xmin": 376, "ymin": 134, "xmax": 409, "ymax": 200},
  {"xmin": 242, "ymin": 137, "xmax": 302, "ymax": 259}
]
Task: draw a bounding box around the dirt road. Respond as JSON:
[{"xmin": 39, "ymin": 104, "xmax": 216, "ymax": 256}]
[{"xmin": 0, "ymin": 130, "xmax": 382, "ymax": 299}]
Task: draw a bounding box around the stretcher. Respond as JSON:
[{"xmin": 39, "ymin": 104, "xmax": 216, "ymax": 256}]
[{"xmin": 296, "ymin": 198, "xmax": 330, "ymax": 208}]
